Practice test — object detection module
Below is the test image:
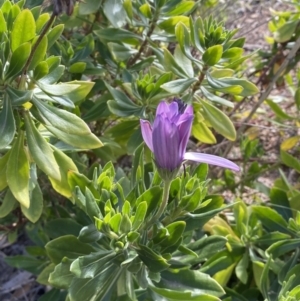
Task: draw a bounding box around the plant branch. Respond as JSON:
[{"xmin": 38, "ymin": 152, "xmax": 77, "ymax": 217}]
[
  {"xmin": 223, "ymin": 36, "xmax": 300, "ymax": 157},
  {"xmin": 229, "ymin": 49, "xmax": 283, "ymax": 117},
  {"xmin": 127, "ymin": 13, "xmax": 159, "ymax": 68},
  {"xmin": 192, "ymin": 65, "xmax": 207, "ymax": 94},
  {"xmin": 19, "ymin": 13, "xmax": 56, "ymax": 83}
]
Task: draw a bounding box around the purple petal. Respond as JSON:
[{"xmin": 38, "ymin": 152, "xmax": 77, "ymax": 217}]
[
  {"xmin": 156, "ymin": 101, "xmax": 170, "ymax": 116},
  {"xmin": 168, "ymin": 101, "xmax": 179, "ymax": 120},
  {"xmin": 153, "ymin": 115, "xmax": 180, "ymax": 170},
  {"xmin": 140, "ymin": 120, "xmax": 153, "ymax": 151},
  {"xmin": 178, "ymin": 115, "xmax": 193, "ymax": 159},
  {"xmin": 184, "ymin": 104, "xmax": 193, "ymax": 115},
  {"xmin": 184, "ymin": 152, "xmax": 240, "ymax": 172}
]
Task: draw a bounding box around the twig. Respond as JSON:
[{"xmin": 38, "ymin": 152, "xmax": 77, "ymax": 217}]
[
  {"xmin": 229, "ymin": 50, "xmax": 283, "ymax": 117},
  {"xmin": 127, "ymin": 13, "xmax": 159, "ymax": 67},
  {"xmin": 213, "ymin": 162, "xmax": 281, "ymax": 194},
  {"xmin": 19, "ymin": 13, "xmax": 56, "ymax": 84},
  {"xmin": 223, "ymin": 36, "xmax": 300, "ymax": 157}
]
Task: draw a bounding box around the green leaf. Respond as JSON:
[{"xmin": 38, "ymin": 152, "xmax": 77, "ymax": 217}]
[
  {"xmin": 4, "ymin": 255, "xmax": 47, "ymax": 275},
  {"xmin": 260, "ymin": 256, "xmax": 272, "ymax": 300},
  {"xmin": 0, "ymin": 96, "xmax": 16, "ymax": 149},
  {"xmin": 45, "ymin": 218, "xmax": 82, "ymax": 239},
  {"xmin": 35, "ymin": 13, "xmax": 50, "ymax": 34},
  {"xmin": 136, "ymin": 186, "xmax": 163, "ymax": 218},
  {"xmin": 70, "ymin": 250, "xmax": 119, "ymax": 278},
  {"xmin": 47, "ymin": 24, "xmax": 64, "ymax": 49},
  {"xmin": 0, "ymin": 10, "xmax": 7, "ymax": 37},
  {"xmin": 164, "ymin": 48, "xmax": 190, "ymax": 78},
  {"xmin": 203, "ymin": 45, "xmax": 223, "ymax": 66},
  {"xmin": 158, "ymin": 269, "xmax": 224, "ymax": 297},
  {"xmin": 274, "ymin": 20, "xmax": 298, "ymax": 43},
  {"xmin": 161, "ymin": 78, "xmax": 197, "ymax": 94},
  {"xmin": 79, "ymin": 0, "xmax": 101, "ymax": 15},
  {"xmin": 108, "ymin": 42, "xmax": 137, "ymax": 61},
  {"xmin": 201, "ymin": 100, "xmax": 236, "ymax": 140},
  {"xmin": 0, "ymin": 189, "xmax": 17, "ymax": 218},
  {"xmin": 206, "ymin": 73, "xmax": 243, "ymax": 95},
  {"xmin": 34, "ymin": 61, "xmax": 49, "ymax": 80},
  {"xmin": 222, "ymin": 47, "xmax": 244, "ymax": 60},
  {"xmin": 103, "ymin": 0, "xmax": 126, "ymax": 28},
  {"xmin": 48, "ymin": 146, "xmax": 78, "ymax": 198},
  {"xmin": 174, "ymin": 42, "xmax": 194, "ymax": 76},
  {"xmin": 106, "ymin": 83, "xmax": 143, "ymax": 117},
  {"xmin": 235, "ymin": 252, "xmax": 249, "ymax": 284},
  {"xmin": 270, "ymin": 187, "xmax": 292, "ymax": 221},
  {"xmin": 8, "ymin": 4, "xmax": 21, "ymax": 27},
  {"xmin": 0, "ymin": 151, "xmax": 10, "ymax": 191},
  {"xmin": 60, "ymin": 81, "xmax": 94, "ymax": 103},
  {"xmin": 38, "ymin": 81, "xmax": 80, "ymax": 96},
  {"xmin": 94, "ymin": 28, "xmax": 141, "ymax": 45},
  {"xmin": 123, "ymin": 0, "xmax": 133, "ymax": 19},
  {"xmin": 24, "ymin": 112, "xmax": 60, "ymax": 180},
  {"xmin": 295, "ymin": 88, "xmax": 300, "ymax": 110},
  {"xmin": 252, "ymin": 205, "xmax": 290, "ymax": 234},
  {"xmin": 281, "ymin": 150, "xmax": 300, "ymax": 173},
  {"xmin": 167, "ymin": 1, "xmax": 195, "ymax": 16},
  {"xmin": 48, "ymin": 258, "xmax": 74, "ymax": 289},
  {"xmin": 45, "ymin": 235, "xmax": 95, "ymax": 264},
  {"xmin": 183, "ymin": 197, "xmax": 231, "ymax": 231},
  {"xmin": 32, "ymin": 98, "xmax": 102, "ymax": 149},
  {"xmin": 7, "ymin": 86, "xmax": 33, "ymax": 106},
  {"xmin": 182, "ymin": 236, "xmax": 227, "ymax": 265},
  {"xmin": 267, "ymin": 238, "xmax": 300, "ymax": 258},
  {"xmin": 119, "ymin": 214, "xmax": 132, "ymax": 234},
  {"xmin": 192, "ymin": 121, "xmax": 216, "ymax": 144},
  {"xmin": 200, "ymin": 86, "xmax": 234, "ymax": 107},
  {"xmin": 21, "ymin": 183, "xmax": 43, "ymax": 223},
  {"xmin": 6, "ymin": 131, "xmax": 30, "ymax": 208},
  {"xmin": 28, "ymin": 35, "xmax": 48, "ymax": 71},
  {"xmin": 150, "ymin": 286, "xmax": 221, "ymax": 301},
  {"xmin": 5, "ymin": 42, "xmax": 31, "ymax": 79},
  {"xmin": 39, "ymin": 65, "xmax": 64, "ymax": 85},
  {"xmin": 11, "ymin": 9, "xmax": 36, "ymax": 51},
  {"xmin": 139, "ymin": 3, "xmax": 152, "ymax": 18},
  {"xmin": 159, "ymin": 16, "xmax": 189, "ymax": 34},
  {"xmin": 217, "ymin": 78, "xmax": 259, "ymax": 97},
  {"xmin": 132, "ymin": 201, "xmax": 147, "ymax": 231},
  {"xmin": 137, "ymin": 244, "xmax": 170, "ymax": 273},
  {"xmin": 266, "ymin": 99, "xmax": 292, "ymax": 120},
  {"xmin": 85, "ymin": 187, "xmax": 101, "ymax": 221},
  {"xmin": 175, "ymin": 23, "xmax": 194, "ymax": 63},
  {"xmin": 36, "ymin": 263, "xmax": 55, "ymax": 286},
  {"xmin": 160, "ymin": 221, "xmax": 186, "ymax": 249},
  {"xmin": 69, "ymin": 62, "xmax": 86, "ymax": 73},
  {"xmin": 69, "ymin": 253, "xmax": 124, "ymax": 301},
  {"xmin": 256, "ymin": 232, "xmax": 290, "ymax": 247},
  {"xmin": 79, "ymin": 225, "xmax": 103, "ymax": 244},
  {"xmin": 109, "ymin": 213, "xmax": 122, "ymax": 233},
  {"xmin": 46, "ymin": 125, "xmax": 102, "ymax": 149}
]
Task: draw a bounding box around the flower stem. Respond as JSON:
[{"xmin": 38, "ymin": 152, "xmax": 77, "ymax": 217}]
[{"xmin": 148, "ymin": 180, "xmax": 171, "ymax": 226}]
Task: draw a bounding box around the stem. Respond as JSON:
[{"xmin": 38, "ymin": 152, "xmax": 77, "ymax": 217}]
[
  {"xmin": 148, "ymin": 180, "xmax": 171, "ymax": 226},
  {"xmin": 126, "ymin": 11, "xmax": 159, "ymax": 68},
  {"xmin": 192, "ymin": 65, "xmax": 207, "ymax": 94},
  {"xmin": 19, "ymin": 13, "xmax": 56, "ymax": 87},
  {"xmin": 222, "ymin": 36, "xmax": 300, "ymax": 158}
]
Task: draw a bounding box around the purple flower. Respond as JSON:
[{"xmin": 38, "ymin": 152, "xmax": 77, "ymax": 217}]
[{"xmin": 140, "ymin": 100, "xmax": 239, "ymax": 177}]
